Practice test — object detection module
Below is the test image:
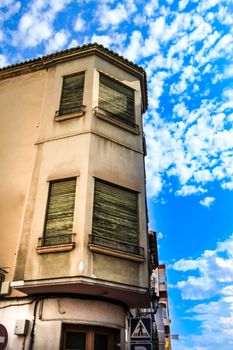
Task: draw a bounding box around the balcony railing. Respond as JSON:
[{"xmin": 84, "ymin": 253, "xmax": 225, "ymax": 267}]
[
  {"xmin": 94, "ymin": 107, "xmax": 139, "ymax": 131},
  {"xmin": 40, "ymin": 233, "xmax": 73, "ymax": 247},
  {"xmin": 55, "ymin": 104, "xmax": 84, "ymax": 116},
  {"xmin": 89, "ymin": 234, "xmax": 144, "ymax": 257}
]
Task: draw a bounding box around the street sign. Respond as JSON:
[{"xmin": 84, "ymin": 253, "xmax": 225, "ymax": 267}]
[
  {"xmin": 131, "ymin": 344, "xmax": 152, "ymax": 350},
  {"xmin": 130, "ymin": 317, "xmax": 152, "ymax": 341},
  {"xmin": 0, "ymin": 324, "xmax": 8, "ymax": 350}
]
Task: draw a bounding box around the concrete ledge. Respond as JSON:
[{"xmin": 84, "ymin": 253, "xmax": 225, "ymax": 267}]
[
  {"xmin": 88, "ymin": 244, "xmax": 145, "ymax": 263},
  {"xmin": 36, "ymin": 243, "xmax": 75, "ymax": 254},
  {"xmin": 54, "ymin": 111, "xmax": 85, "ymax": 122},
  {"xmin": 94, "ymin": 107, "xmax": 140, "ymax": 135}
]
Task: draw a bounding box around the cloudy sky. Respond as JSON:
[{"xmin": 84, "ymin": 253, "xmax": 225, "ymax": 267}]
[{"xmin": 1, "ymin": 0, "xmax": 233, "ymax": 349}]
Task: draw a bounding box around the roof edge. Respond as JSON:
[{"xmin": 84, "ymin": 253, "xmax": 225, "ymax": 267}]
[{"xmin": 0, "ymin": 43, "xmax": 148, "ymax": 112}]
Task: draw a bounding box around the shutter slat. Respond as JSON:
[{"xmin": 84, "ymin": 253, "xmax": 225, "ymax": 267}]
[
  {"xmin": 99, "ymin": 74, "xmax": 135, "ymax": 126},
  {"xmin": 92, "ymin": 180, "xmax": 138, "ymax": 244},
  {"xmin": 59, "ymin": 73, "xmax": 84, "ymax": 115},
  {"xmin": 44, "ymin": 179, "xmax": 76, "ymax": 244}
]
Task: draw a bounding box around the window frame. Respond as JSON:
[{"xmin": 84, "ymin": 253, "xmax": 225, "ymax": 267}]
[
  {"xmin": 55, "ymin": 72, "xmax": 85, "ymax": 121},
  {"xmin": 39, "ymin": 178, "xmax": 77, "ymax": 251},
  {"xmin": 61, "ymin": 324, "xmax": 120, "ymax": 350},
  {"xmin": 89, "ymin": 178, "xmax": 144, "ymax": 261},
  {"xmin": 95, "ymin": 72, "xmax": 139, "ymax": 134}
]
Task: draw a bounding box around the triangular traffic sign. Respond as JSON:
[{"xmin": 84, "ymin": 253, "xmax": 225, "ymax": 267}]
[{"xmin": 131, "ymin": 319, "xmax": 150, "ymax": 339}]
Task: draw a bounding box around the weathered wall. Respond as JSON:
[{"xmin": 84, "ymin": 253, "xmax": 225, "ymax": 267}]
[
  {"xmin": 0, "ymin": 70, "xmax": 45, "ymax": 284},
  {"xmin": 1, "ymin": 52, "xmax": 149, "ymax": 299},
  {"xmin": 0, "ymin": 297, "xmax": 125, "ymax": 350}
]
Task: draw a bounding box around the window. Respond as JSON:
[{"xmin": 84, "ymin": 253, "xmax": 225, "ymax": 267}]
[
  {"xmin": 62, "ymin": 324, "xmax": 120, "ymax": 350},
  {"xmin": 91, "ymin": 180, "xmax": 143, "ymax": 257},
  {"xmin": 42, "ymin": 178, "xmax": 76, "ymax": 246},
  {"xmin": 57, "ymin": 73, "xmax": 85, "ymax": 116},
  {"xmin": 0, "ymin": 268, "xmax": 6, "ymax": 284},
  {"xmin": 98, "ymin": 74, "xmax": 135, "ymax": 128}
]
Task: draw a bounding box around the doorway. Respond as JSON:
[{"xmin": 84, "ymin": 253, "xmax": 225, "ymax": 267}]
[{"xmin": 62, "ymin": 324, "xmax": 120, "ymax": 350}]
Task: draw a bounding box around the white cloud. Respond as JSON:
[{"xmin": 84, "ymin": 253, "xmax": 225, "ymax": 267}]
[
  {"xmin": 173, "ymin": 102, "xmax": 189, "ymax": 118},
  {"xmin": 197, "ymin": 0, "xmax": 222, "ymax": 14},
  {"xmin": 194, "ymin": 170, "xmax": 213, "ymax": 183},
  {"xmin": 124, "ymin": 30, "xmax": 143, "ymax": 61},
  {"xmin": 45, "ymin": 30, "xmax": 69, "ymax": 53},
  {"xmin": 178, "ymin": 0, "xmax": 189, "ymax": 11},
  {"xmin": 74, "ymin": 14, "xmax": 86, "ymax": 32},
  {"xmin": 97, "ymin": 2, "xmax": 134, "ymax": 30},
  {"xmin": 205, "ymin": 33, "xmax": 233, "ymax": 63},
  {"xmin": 91, "ymin": 34, "xmax": 112, "ymax": 47},
  {"xmin": 176, "ymin": 275, "xmax": 215, "ymax": 300},
  {"xmin": 200, "ymin": 196, "xmax": 215, "ymax": 207},
  {"xmin": 144, "ymin": 0, "xmax": 159, "ymax": 17},
  {"xmin": 183, "ymin": 298, "xmax": 233, "ymax": 349},
  {"xmin": 172, "ymin": 233, "xmax": 233, "ymax": 299},
  {"xmin": 0, "ymin": 0, "xmax": 21, "ymax": 22},
  {"xmin": 0, "ymin": 54, "xmax": 8, "ymax": 67},
  {"xmin": 157, "ymin": 231, "xmax": 164, "ymax": 240},
  {"xmin": 17, "ymin": 14, "xmax": 53, "ymax": 47},
  {"xmin": 0, "ymin": 0, "xmax": 14, "ymax": 6},
  {"xmin": 68, "ymin": 39, "xmax": 79, "ymax": 48},
  {"xmin": 213, "ymin": 64, "xmax": 233, "ymax": 83},
  {"xmin": 170, "ymin": 65, "xmax": 199, "ymax": 95},
  {"xmin": 13, "ymin": 0, "xmax": 72, "ymax": 48},
  {"xmin": 221, "ymin": 181, "xmax": 233, "ymax": 190},
  {"xmin": 189, "ymin": 15, "xmax": 212, "ymax": 42},
  {"xmin": 172, "ymin": 258, "xmax": 200, "ymax": 271},
  {"xmin": 176, "ymin": 185, "xmax": 206, "ymax": 196}
]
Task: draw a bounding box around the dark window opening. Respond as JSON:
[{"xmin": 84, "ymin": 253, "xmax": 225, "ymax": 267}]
[
  {"xmin": 91, "ymin": 180, "xmax": 143, "ymax": 257},
  {"xmin": 42, "ymin": 178, "xmax": 76, "ymax": 246},
  {"xmin": 62, "ymin": 324, "xmax": 120, "ymax": 350},
  {"xmin": 57, "ymin": 73, "xmax": 85, "ymax": 116},
  {"xmin": 98, "ymin": 74, "xmax": 136, "ymax": 128}
]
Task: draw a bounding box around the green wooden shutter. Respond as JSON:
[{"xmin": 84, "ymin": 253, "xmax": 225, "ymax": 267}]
[
  {"xmin": 43, "ymin": 178, "xmax": 76, "ymax": 246},
  {"xmin": 92, "ymin": 180, "xmax": 137, "ymax": 245},
  {"xmin": 59, "ymin": 73, "xmax": 84, "ymax": 115},
  {"xmin": 99, "ymin": 74, "xmax": 135, "ymax": 127}
]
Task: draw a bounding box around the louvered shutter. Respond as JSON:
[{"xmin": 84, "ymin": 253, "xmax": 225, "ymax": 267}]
[
  {"xmin": 99, "ymin": 74, "xmax": 135, "ymax": 127},
  {"xmin": 59, "ymin": 73, "xmax": 84, "ymax": 115},
  {"xmin": 92, "ymin": 180, "xmax": 137, "ymax": 244},
  {"xmin": 43, "ymin": 179, "xmax": 76, "ymax": 246}
]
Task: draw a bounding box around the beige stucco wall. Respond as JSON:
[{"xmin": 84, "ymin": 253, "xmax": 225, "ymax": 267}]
[
  {"xmin": 0, "ymin": 70, "xmax": 46, "ymax": 284},
  {"xmin": 0, "ymin": 52, "xmax": 149, "ymax": 300},
  {"xmin": 0, "ymin": 297, "xmax": 125, "ymax": 350}
]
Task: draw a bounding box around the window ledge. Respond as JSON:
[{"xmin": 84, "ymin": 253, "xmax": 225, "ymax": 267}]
[
  {"xmin": 36, "ymin": 243, "xmax": 75, "ymax": 254},
  {"xmin": 54, "ymin": 110, "xmax": 85, "ymax": 122},
  {"xmin": 94, "ymin": 107, "xmax": 140, "ymax": 135},
  {"xmin": 88, "ymin": 243, "xmax": 145, "ymax": 263}
]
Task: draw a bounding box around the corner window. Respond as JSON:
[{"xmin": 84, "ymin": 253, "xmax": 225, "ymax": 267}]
[
  {"xmin": 42, "ymin": 178, "xmax": 76, "ymax": 246},
  {"xmin": 90, "ymin": 180, "xmax": 143, "ymax": 258},
  {"xmin": 98, "ymin": 74, "xmax": 135, "ymax": 128},
  {"xmin": 56, "ymin": 73, "xmax": 85, "ymax": 117}
]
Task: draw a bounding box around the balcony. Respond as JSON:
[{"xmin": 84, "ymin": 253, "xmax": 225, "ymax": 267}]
[
  {"xmin": 36, "ymin": 233, "xmax": 75, "ymax": 254},
  {"xmin": 55, "ymin": 105, "xmax": 85, "ymax": 121},
  {"xmin": 94, "ymin": 107, "xmax": 140, "ymax": 134},
  {"xmin": 88, "ymin": 234, "xmax": 145, "ymax": 262}
]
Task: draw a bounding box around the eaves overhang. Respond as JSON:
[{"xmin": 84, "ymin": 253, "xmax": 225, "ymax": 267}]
[
  {"xmin": 11, "ymin": 276, "xmax": 151, "ymax": 308},
  {"xmin": 0, "ymin": 43, "xmax": 148, "ymax": 113}
]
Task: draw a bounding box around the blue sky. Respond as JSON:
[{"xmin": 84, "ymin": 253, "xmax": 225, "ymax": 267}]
[{"xmin": 1, "ymin": 0, "xmax": 233, "ymax": 349}]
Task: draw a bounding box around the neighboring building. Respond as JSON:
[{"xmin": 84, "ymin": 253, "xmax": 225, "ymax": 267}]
[
  {"xmin": 0, "ymin": 44, "xmax": 151, "ymax": 349},
  {"xmin": 156, "ymin": 265, "xmax": 171, "ymax": 350},
  {"xmin": 149, "ymin": 233, "xmax": 171, "ymax": 350}
]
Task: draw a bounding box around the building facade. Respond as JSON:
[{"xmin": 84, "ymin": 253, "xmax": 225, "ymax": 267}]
[{"xmin": 0, "ymin": 44, "xmax": 152, "ymax": 349}]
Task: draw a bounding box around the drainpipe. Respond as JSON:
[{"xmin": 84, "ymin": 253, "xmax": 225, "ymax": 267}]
[{"xmin": 28, "ymin": 298, "xmax": 41, "ymax": 350}]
